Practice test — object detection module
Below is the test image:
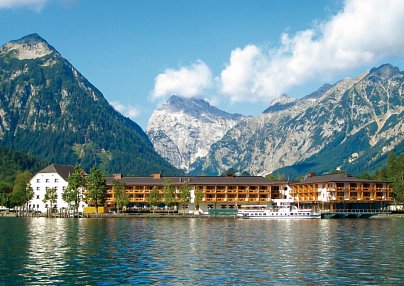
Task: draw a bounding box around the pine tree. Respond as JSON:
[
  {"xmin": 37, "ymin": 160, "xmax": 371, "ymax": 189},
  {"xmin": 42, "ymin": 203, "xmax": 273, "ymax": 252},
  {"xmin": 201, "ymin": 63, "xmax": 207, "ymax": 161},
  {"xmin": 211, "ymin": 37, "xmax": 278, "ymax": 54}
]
[
  {"xmin": 163, "ymin": 180, "xmax": 175, "ymax": 214},
  {"xmin": 63, "ymin": 165, "xmax": 85, "ymax": 217},
  {"xmin": 179, "ymin": 183, "xmax": 190, "ymax": 214},
  {"xmin": 113, "ymin": 179, "xmax": 129, "ymax": 213},
  {"xmin": 148, "ymin": 186, "xmax": 161, "ymax": 213},
  {"xmin": 43, "ymin": 187, "xmax": 57, "ymax": 217},
  {"xmin": 85, "ymin": 166, "xmax": 107, "ymax": 217}
]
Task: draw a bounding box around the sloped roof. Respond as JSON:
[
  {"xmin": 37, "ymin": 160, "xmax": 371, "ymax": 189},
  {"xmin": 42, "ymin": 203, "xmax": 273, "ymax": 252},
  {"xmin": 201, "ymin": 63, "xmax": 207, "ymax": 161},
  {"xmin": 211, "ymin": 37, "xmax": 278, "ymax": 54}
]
[
  {"xmin": 38, "ymin": 164, "xmax": 74, "ymax": 180},
  {"xmin": 105, "ymin": 175, "xmax": 287, "ymax": 186},
  {"xmin": 291, "ymin": 173, "xmax": 390, "ymax": 184}
]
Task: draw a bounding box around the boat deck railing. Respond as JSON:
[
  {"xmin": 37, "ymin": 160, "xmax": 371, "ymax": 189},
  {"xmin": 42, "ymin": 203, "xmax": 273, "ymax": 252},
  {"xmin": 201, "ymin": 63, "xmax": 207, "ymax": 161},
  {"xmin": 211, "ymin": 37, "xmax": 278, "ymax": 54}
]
[{"xmin": 321, "ymin": 209, "xmax": 390, "ymax": 214}]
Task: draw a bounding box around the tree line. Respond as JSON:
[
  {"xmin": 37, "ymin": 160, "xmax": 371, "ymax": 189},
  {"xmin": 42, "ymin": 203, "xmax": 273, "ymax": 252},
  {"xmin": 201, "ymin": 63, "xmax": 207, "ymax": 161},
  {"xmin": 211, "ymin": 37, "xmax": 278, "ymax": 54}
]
[{"xmin": 372, "ymin": 153, "xmax": 404, "ymax": 203}]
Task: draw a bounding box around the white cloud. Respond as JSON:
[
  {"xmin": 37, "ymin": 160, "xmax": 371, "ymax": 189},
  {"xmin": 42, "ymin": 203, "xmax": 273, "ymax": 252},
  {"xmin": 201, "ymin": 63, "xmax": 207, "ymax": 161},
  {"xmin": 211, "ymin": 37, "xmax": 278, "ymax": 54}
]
[
  {"xmin": 111, "ymin": 101, "xmax": 141, "ymax": 121},
  {"xmin": 151, "ymin": 60, "xmax": 212, "ymax": 100},
  {"xmin": 219, "ymin": 0, "xmax": 404, "ymax": 103},
  {"xmin": 0, "ymin": 0, "xmax": 48, "ymax": 11}
]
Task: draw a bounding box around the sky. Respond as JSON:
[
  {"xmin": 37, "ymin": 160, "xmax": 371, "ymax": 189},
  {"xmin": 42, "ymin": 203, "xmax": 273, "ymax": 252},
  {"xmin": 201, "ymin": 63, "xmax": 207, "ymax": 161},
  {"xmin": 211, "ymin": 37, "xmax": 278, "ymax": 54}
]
[{"xmin": 1, "ymin": 0, "xmax": 404, "ymax": 129}]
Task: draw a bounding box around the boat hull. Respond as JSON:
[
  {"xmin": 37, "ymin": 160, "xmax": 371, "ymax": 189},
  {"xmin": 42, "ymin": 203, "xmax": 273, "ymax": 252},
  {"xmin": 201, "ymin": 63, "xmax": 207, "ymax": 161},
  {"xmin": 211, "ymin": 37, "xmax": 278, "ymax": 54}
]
[{"xmin": 236, "ymin": 211, "xmax": 321, "ymax": 219}]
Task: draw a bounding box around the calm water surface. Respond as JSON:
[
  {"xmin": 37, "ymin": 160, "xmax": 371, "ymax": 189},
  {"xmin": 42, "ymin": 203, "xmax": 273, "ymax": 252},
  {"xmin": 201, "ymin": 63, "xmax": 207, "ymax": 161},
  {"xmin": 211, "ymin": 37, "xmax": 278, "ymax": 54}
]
[{"xmin": 0, "ymin": 217, "xmax": 403, "ymax": 285}]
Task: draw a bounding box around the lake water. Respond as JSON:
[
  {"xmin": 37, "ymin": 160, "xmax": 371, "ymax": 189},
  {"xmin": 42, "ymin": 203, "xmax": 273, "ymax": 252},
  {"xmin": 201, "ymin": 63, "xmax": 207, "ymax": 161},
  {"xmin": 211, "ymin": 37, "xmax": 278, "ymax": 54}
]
[{"xmin": 0, "ymin": 217, "xmax": 403, "ymax": 285}]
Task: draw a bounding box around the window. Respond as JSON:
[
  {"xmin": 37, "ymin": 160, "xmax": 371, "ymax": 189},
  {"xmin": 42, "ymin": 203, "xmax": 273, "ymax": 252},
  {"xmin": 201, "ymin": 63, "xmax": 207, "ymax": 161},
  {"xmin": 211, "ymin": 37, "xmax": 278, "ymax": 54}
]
[
  {"xmin": 36, "ymin": 195, "xmax": 40, "ymax": 199},
  {"xmin": 45, "ymin": 179, "xmax": 49, "ymax": 183},
  {"xmin": 36, "ymin": 179, "xmax": 40, "ymax": 183},
  {"xmin": 54, "ymin": 179, "xmax": 59, "ymax": 183},
  {"xmin": 36, "ymin": 187, "xmax": 40, "ymax": 191},
  {"xmin": 62, "ymin": 186, "xmax": 66, "ymax": 190}
]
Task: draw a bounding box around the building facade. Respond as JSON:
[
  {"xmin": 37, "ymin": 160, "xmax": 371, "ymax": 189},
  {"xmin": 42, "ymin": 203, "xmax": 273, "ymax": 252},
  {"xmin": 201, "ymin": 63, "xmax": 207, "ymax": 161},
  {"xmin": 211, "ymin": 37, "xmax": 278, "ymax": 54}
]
[
  {"xmin": 105, "ymin": 173, "xmax": 392, "ymax": 213},
  {"xmin": 27, "ymin": 165, "xmax": 392, "ymax": 214},
  {"xmin": 29, "ymin": 164, "xmax": 87, "ymax": 213},
  {"xmin": 105, "ymin": 174, "xmax": 290, "ymax": 214},
  {"xmin": 289, "ymin": 173, "xmax": 392, "ymax": 211}
]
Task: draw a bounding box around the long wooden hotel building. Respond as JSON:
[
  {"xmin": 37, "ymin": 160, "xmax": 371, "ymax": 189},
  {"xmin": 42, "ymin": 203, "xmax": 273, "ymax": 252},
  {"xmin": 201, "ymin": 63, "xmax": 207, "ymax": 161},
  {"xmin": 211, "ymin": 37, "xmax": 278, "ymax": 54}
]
[{"xmin": 105, "ymin": 173, "xmax": 392, "ymax": 213}]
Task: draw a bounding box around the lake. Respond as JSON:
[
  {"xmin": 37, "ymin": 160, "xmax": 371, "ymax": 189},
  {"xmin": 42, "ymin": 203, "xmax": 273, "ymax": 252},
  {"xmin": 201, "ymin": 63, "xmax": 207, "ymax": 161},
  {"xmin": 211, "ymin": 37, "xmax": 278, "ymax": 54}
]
[{"xmin": 0, "ymin": 217, "xmax": 403, "ymax": 285}]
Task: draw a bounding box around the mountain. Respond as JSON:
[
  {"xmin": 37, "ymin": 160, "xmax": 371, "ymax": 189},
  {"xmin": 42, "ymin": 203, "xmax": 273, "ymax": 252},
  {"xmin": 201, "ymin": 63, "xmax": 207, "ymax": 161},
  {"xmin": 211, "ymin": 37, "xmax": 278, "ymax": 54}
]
[
  {"xmin": 192, "ymin": 64, "xmax": 403, "ymax": 177},
  {"xmin": 147, "ymin": 95, "xmax": 244, "ymax": 171},
  {"xmin": 0, "ymin": 147, "xmax": 48, "ymax": 184},
  {"xmin": 0, "ymin": 34, "xmax": 180, "ymax": 176}
]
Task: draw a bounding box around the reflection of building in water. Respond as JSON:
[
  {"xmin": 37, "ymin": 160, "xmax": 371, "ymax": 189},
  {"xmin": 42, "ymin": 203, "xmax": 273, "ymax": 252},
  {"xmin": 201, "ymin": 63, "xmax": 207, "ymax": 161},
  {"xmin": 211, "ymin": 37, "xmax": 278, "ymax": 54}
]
[{"xmin": 104, "ymin": 172, "xmax": 392, "ymax": 214}]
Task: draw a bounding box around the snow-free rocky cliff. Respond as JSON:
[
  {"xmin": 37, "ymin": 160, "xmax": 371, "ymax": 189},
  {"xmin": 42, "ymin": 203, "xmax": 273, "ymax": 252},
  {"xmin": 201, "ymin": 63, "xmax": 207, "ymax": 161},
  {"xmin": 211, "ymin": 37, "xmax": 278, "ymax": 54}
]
[
  {"xmin": 147, "ymin": 96, "xmax": 244, "ymax": 171},
  {"xmin": 148, "ymin": 64, "xmax": 403, "ymax": 177}
]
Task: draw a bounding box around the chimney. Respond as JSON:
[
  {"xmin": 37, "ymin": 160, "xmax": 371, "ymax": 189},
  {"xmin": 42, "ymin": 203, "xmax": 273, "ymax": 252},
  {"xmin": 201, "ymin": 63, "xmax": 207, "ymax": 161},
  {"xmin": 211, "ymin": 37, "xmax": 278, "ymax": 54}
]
[
  {"xmin": 226, "ymin": 174, "xmax": 234, "ymax": 178},
  {"xmin": 153, "ymin": 173, "xmax": 161, "ymax": 179},
  {"xmin": 113, "ymin": 173, "xmax": 123, "ymax": 179},
  {"xmin": 307, "ymin": 173, "xmax": 316, "ymax": 178}
]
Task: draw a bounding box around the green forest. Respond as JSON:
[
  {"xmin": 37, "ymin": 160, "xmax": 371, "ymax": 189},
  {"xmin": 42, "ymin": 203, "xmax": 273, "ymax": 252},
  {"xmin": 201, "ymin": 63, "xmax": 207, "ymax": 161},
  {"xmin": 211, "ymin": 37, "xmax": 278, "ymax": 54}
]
[{"xmin": 0, "ymin": 147, "xmax": 47, "ymax": 185}]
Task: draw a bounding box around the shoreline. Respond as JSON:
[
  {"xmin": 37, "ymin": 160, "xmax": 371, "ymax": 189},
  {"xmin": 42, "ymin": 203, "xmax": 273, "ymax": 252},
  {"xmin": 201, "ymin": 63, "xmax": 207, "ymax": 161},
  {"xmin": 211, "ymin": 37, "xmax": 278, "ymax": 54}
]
[{"xmin": 1, "ymin": 212, "xmax": 404, "ymax": 219}]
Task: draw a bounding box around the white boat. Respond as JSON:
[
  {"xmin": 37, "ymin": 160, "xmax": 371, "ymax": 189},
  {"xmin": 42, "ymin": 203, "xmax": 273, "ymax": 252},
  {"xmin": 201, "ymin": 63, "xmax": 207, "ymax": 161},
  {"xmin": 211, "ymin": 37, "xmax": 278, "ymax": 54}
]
[{"xmin": 236, "ymin": 199, "xmax": 321, "ymax": 219}]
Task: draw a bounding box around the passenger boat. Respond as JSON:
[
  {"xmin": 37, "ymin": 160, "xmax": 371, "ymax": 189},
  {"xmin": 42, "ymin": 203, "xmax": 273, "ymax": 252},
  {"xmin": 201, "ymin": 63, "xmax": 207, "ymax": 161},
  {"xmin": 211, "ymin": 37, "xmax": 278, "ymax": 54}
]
[{"xmin": 236, "ymin": 199, "xmax": 321, "ymax": 219}]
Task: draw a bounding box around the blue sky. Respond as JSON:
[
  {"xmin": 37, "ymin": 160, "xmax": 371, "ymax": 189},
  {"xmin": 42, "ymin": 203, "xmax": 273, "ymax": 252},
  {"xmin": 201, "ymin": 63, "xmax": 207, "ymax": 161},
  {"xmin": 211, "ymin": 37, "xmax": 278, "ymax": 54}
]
[{"xmin": 1, "ymin": 0, "xmax": 404, "ymax": 129}]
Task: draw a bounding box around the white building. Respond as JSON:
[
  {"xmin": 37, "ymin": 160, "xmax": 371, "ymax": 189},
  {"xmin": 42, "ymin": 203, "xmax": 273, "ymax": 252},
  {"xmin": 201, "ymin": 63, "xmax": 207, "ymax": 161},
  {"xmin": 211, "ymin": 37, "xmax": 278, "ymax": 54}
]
[{"xmin": 29, "ymin": 164, "xmax": 87, "ymax": 213}]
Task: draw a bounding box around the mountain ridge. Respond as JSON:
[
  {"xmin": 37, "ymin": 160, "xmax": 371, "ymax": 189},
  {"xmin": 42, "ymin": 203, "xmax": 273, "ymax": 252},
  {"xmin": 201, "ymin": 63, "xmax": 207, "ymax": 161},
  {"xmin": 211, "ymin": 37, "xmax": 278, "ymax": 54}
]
[
  {"xmin": 195, "ymin": 63, "xmax": 403, "ymax": 176},
  {"xmin": 148, "ymin": 64, "xmax": 403, "ymax": 177},
  {"xmin": 0, "ymin": 34, "xmax": 180, "ymax": 176}
]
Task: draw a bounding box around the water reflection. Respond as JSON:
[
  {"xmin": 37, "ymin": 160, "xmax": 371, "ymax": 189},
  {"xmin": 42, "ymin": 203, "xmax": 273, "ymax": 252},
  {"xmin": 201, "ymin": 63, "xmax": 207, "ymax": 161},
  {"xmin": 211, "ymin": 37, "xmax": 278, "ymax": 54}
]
[{"xmin": 0, "ymin": 217, "xmax": 403, "ymax": 285}]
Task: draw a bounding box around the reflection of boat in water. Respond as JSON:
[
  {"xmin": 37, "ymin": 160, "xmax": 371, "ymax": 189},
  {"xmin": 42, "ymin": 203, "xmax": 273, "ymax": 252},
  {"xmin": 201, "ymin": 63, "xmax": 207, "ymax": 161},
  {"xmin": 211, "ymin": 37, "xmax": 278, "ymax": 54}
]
[{"xmin": 236, "ymin": 199, "xmax": 321, "ymax": 219}]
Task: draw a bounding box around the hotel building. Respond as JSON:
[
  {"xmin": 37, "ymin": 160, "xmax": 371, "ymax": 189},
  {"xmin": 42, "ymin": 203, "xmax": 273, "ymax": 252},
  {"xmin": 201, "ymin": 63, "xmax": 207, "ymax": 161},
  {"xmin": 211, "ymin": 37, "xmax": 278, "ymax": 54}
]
[{"xmin": 105, "ymin": 173, "xmax": 392, "ymax": 213}]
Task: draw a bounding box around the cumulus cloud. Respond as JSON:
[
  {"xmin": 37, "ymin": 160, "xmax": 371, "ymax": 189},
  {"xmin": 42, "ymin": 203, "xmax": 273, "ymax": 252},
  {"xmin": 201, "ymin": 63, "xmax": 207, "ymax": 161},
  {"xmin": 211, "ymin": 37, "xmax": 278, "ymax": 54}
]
[
  {"xmin": 111, "ymin": 101, "xmax": 141, "ymax": 121},
  {"xmin": 0, "ymin": 0, "xmax": 48, "ymax": 11},
  {"xmin": 219, "ymin": 0, "xmax": 404, "ymax": 103},
  {"xmin": 151, "ymin": 60, "xmax": 212, "ymax": 100}
]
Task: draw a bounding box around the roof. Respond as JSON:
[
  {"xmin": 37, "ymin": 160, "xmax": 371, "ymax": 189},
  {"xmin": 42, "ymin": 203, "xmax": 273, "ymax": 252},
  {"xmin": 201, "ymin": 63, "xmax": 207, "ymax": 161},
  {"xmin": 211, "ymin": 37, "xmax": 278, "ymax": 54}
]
[
  {"xmin": 38, "ymin": 164, "xmax": 74, "ymax": 180},
  {"xmin": 291, "ymin": 173, "xmax": 391, "ymax": 184},
  {"xmin": 105, "ymin": 175, "xmax": 287, "ymax": 186}
]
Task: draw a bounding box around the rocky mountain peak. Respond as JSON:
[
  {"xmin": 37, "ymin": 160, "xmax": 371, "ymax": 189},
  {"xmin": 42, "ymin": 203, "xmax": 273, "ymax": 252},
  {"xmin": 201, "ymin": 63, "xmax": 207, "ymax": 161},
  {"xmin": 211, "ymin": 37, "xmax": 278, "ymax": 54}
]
[
  {"xmin": 263, "ymin": 95, "xmax": 297, "ymax": 114},
  {"xmin": 163, "ymin": 95, "xmax": 243, "ymax": 120},
  {"xmin": 0, "ymin": 34, "xmax": 180, "ymax": 176},
  {"xmin": 147, "ymin": 95, "xmax": 245, "ymax": 171},
  {"xmin": 367, "ymin": 63, "xmax": 402, "ymax": 79},
  {"xmin": 303, "ymin": 83, "xmax": 334, "ymax": 100},
  {"xmin": 1, "ymin": 33, "xmax": 56, "ymax": 60}
]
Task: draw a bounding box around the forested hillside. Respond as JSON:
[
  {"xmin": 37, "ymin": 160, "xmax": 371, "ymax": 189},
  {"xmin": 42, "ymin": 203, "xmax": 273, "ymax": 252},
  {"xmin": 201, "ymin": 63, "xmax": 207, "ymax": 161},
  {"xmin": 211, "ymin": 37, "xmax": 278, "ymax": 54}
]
[
  {"xmin": 0, "ymin": 147, "xmax": 47, "ymax": 184},
  {"xmin": 0, "ymin": 34, "xmax": 181, "ymax": 176}
]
